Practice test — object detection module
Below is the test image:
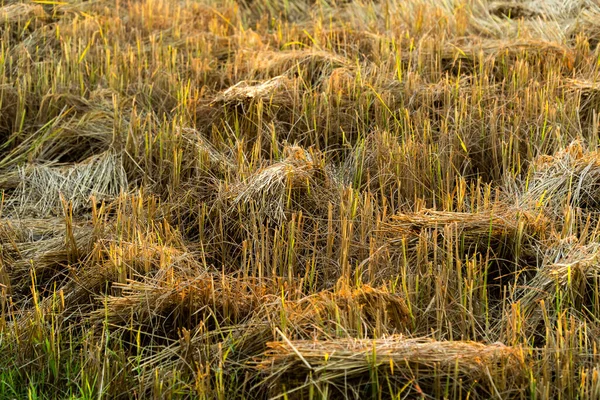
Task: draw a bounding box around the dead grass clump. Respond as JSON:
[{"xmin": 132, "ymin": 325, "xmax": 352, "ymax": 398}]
[
  {"xmin": 0, "ymin": 217, "xmax": 69, "ymax": 298},
  {"xmin": 0, "ymin": 217, "xmax": 68, "ymax": 243},
  {"xmin": 1, "ymin": 223, "xmax": 96, "ymax": 298},
  {"xmin": 520, "ymin": 239, "xmax": 600, "ymax": 322},
  {"xmin": 147, "ymin": 126, "xmax": 234, "ymax": 195},
  {"xmin": 374, "ymin": 207, "xmax": 550, "ymax": 304},
  {"xmin": 388, "ymin": 208, "xmax": 548, "ymax": 237},
  {"xmin": 0, "ymin": 89, "xmax": 115, "ymax": 169},
  {"xmin": 35, "ymin": 109, "xmax": 116, "ymax": 163},
  {"xmin": 0, "ymin": 3, "xmax": 47, "ymax": 35},
  {"xmin": 94, "ymin": 275, "xmax": 280, "ymax": 391},
  {"xmin": 520, "ymin": 141, "xmax": 600, "ymax": 216},
  {"xmin": 179, "ymin": 127, "xmax": 234, "ymax": 173},
  {"xmin": 383, "ymin": 207, "xmax": 549, "ymax": 263},
  {"xmin": 565, "ymin": 78, "xmax": 600, "ymax": 127},
  {"xmin": 431, "ymin": 39, "xmax": 574, "ymax": 79},
  {"xmin": 228, "ymin": 145, "xmax": 340, "ymax": 223},
  {"xmin": 569, "ymin": 9, "xmax": 600, "ymax": 49},
  {"xmin": 5, "ymin": 235, "xmax": 206, "ymax": 369},
  {"xmin": 0, "ymin": 105, "xmax": 116, "ymax": 186},
  {"xmin": 236, "ymin": 283, "xmax": 411, "ymax": 351},
  {"xmin": 89, "ymin": 273, "xmax": 275, "ymax": 339},
  {"xmin": 237, "ymin": 50, "xmax": 350, "ymax": 85},
  {"xmin": 256, "ymin": 336, "xmax": 526, "ymax": 398},
  {"xmin": 296, "ymin": 283, "xmax": 410, "ymax": 336},
  {"xmin": 9, "ymin": 234, "xmax": 195, "ymax": 338},
  {"xmin": 211, "ymin": 75, "xmax": 294, "ymax": 107},
  {"xmin": 199, "ymin": 76, "xmax": 297, "ymax": 144},
  {"xmin": 489, "ymin": 2, "xmax": 541, "ymax": 20},
  {"xmin": 13, "ymin": 152, "xmax": 127, "ymax": 216}
]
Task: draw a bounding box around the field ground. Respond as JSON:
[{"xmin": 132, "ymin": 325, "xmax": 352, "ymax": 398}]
[{"xmin": 3, "ymin": 0, "xmax": 600, "ymax": 398}]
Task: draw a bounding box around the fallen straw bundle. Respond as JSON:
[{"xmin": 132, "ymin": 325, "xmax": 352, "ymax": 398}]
[
  {"xmin": 89, "ymin": 273, "xmax": 410, "ymax": 342},
  {"xmin": 211, "ymin": 75, "xmax": 293, "ymax": 106},
  {"xmin": 88, "ymin": 273, "xmax": 276, "ymax": 335},
  {"xmin": 388, "ymin": 208, "xmax": 548, "ymax": 236},
  {"xmin": 295, "ymin": 284, "xmax": 411, "ymax": 336},
  {"xmin": 0, "ymin": 3, "xmax": 46, "ymax": 24},
  {"xmin": 235, "ymin": 50, "xmax": 350, "ymax": 83},
  {"xmin": 380, "ymin": 207, "xmax": 549, "ymax": 267},
  {"xmin": 256, "ymin": 336, "xmax": 526, "ymax": 397},
  {"xmin": 362, "ymin": 207, "xmax": 553, "ymax": 304},
  {"xmin": 228, "ymin": 145, "xmax": 339, "ymax": 223},
  {"xmin": 0, "ymin": 217, "xmax": 69, "ymax": 242},
  {"xmin": 520, "ymin": 141, "xmax": 600, "ymax": 216},
  {"xmin": 1, "ymin": 223, "xmax": 97, "ymax": 296},
  {"xmin": 13, "ymin": 151, "xmax": 127, "ymax": 216},
  {"xmin": 520, "ymin": 239, "xmax": 600, "ymax": 318}
]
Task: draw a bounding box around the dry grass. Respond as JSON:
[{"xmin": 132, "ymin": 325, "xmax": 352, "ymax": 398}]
[
  {"xmin": 13, "ymin": 152, "xmax": 127, "ymax": 216},
  {"xmin": 519, "ymin": 141, "xmax": 600, "ymax": 216},
  {"xmin": 3, "ymin": 0, "xmax": 600, "ymax": 399},
  {"xmin": 256, "ymin": 336, "xmax": 526, "ymax": 398}
]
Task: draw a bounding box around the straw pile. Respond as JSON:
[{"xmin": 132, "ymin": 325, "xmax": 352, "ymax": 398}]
[
  {"xmin": 256, "ymin": 336, "xmax": 526, "ymax": 397},
  {"xmin": 228, "ymin": 145, "xmax": 340, "ymax": 223},
  {"xmin": 0, "ymin": 222, "xmax": 97, "ymax": 297},
  {"xmin": 521, "ymin": 240, "xmax": 600, "ymax": 318},
  {"xmin": 379, "ymin": 207, "xmax": 550, "ymax": 266},
  {"xmin": 13, "ymin": 152, "xmax": 127, "ymax": 216},
  {"xmin": 520, "ymin": 141, "xmax": 600, "ymax": 216},
  {"xmin": 211, "ymin": 75, "xmax": 294, "ymax": 106},
  {"xmin": 88, "ymin": 273, "xmax": 274, "ymax": 335}
]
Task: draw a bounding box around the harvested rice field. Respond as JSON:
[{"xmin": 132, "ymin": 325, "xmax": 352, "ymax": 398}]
[{"xmin": 4, "ymin": 0, "xmax": 600, "ymax": 398}]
